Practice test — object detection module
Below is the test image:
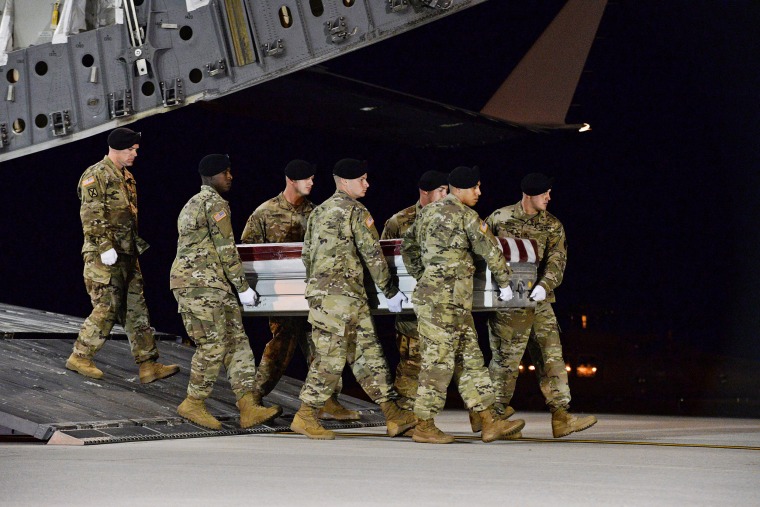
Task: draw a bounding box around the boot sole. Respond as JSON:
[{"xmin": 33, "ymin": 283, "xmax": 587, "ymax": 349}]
[
  {"xmin": 177, "ymin": 411, "xmax": 222, "ymax": 430},
  {"xmin": 553, "ymin": 418, "xmax": 598, "ymax": 438},
  {"xmin": 412, "ymin": 434, "xmax": 455, "ymax": 444},
  {"xmin": 482, "ymin": 419, "xmax": 525, "ymax": 443},
  {"xmin": 290, "ymin": 423, "xmax": 336, "ymax": 440},
  {"xmin": 318, "ymin": 411, "xmax": 361, "ymax": 421},
  {"xmin": 65, "ymin": 361, "xmax": 103, "ymax": 379},
  {"xmin": 140, "ymin": 365, "xmax": 180, "ymax": 384}
]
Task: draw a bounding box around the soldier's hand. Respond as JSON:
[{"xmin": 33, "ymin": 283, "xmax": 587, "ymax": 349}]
[
  {"xmin": 529, "ymin": 285, "xmax": 546, "ymax": 302},
  {"xmin": 498, "ymin": 286, "xmax": 514, "ymax": 302},
  {"xmin": 238, "ymin": 287, "xmax": 258, "ymax": 306},
  {"xmin": 100, "ymin": 248, "xmax": 118, "ymax": 266},
  {"xmin": 387, "ymin": 291, "xmax": 408, "ymax": 313}
]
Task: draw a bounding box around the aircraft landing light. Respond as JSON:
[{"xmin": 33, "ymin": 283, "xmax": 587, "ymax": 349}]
[{"xmin": 578, "ymin": 123, "xmax": 592, "ymax": 132}]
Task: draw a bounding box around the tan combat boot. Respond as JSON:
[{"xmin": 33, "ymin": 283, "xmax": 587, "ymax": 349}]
[
  {"xmin": 236, "ymin": 392, "xmax": 282, "ymax": 429},
  {"xmin": 177, "ymin": 396, "xmax": 222, "ymax": 430},
  {"xmin": 469, "ymin": 404, "xmax": 515, "ymax": 433},
  {"xmin": 65, "ymin": 353, "xmax": 104, "ymax": 379},
  {"xmin": 379, "ymin": 400, "xmax": 418, "ymax": 437},
  {"xmin": 319, "ymin": 394, "xmax": 361, "ymax": 421},
  {"xmin": 139, "ymin": 361, "xmax": 180, "ymax": 384},
  {"xmin": 551, "ymin": 408, "xmax": 597, "ymax": 438},
  {"xmin": 412, "ymin": 418, "xmax": 455, "ymax": 444},
  {"xmin": 291, "ymin": 403, "xmax": 336, "ymax": 440},
  {"xmin": 479, "ymin": 406, "xmax": 525, "ymax": 443}
]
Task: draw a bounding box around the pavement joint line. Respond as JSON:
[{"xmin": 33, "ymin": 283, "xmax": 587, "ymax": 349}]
[{"xmin": 295, "ymin": 431, "xmax": 760, "ymax": 451}]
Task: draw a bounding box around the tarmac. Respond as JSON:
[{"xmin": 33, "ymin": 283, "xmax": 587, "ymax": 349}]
[{"xmin": 2, "ymin": 411, "xmax": 758, "ymax": 506}]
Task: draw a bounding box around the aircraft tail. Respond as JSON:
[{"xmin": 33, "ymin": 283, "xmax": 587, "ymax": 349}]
[{"xmin": 480, "ymin": 0, "xmax": 607, "ymax": 129}]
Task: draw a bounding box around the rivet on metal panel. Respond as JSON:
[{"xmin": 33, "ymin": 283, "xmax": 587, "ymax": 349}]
[{"xmin": 263, "ymin": 40, "xmax": 285, "ymax": 57}]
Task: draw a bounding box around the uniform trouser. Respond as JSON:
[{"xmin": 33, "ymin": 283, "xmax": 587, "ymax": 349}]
[
  {"xmin": 299, "ymin": 295, "xmax": 395, "ymax": 408},
  {"xmin": 393, "ymin": 314, "xmax": 422, "ymax": 410},
  {"xmin": 413, "ymin": 303, "xmax": 495, "ymax": 421},
  {"xmin": 487, "ymin": 301, "xmax": 571, "ymax": 411},
  {"xmin": 174, "ymin": 288, "xmax": 256, "ymax": 401},
  {"xmin": 74, "ymin": 252, "xmax": 158, "ymax": 364}
]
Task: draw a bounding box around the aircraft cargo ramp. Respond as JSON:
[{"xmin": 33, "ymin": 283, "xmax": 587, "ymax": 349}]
[{"xmin": 0, "ymin": 304, "xmax": 384, "ymax": 445}]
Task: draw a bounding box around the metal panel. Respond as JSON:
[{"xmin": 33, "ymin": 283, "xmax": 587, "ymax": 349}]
[
  {"xmin": 246, "ymin": 0, "xmax": 313, "ymax": 73},
  {"xmin": 65, "ymin": 30, "xmax": 110, "ymax": 130},
  {"xmin": 25, "ymin": 42, "xmax": 77, "ymax": 144}
]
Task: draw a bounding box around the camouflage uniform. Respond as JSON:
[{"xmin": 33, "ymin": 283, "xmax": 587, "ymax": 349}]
[
  {"xmin": 401, "ymin": 194, "xmax": 512, "ymax": 421},
  {"xmin": 381, "ymin": 202, "xmax": 423, "ymax": 410},
  {"xmin": 170, "ymin": 185, "xmax": 256, "ymax": 400},
  {"xmin": 486, "ymin": 201, "xmax": 571, "ymax": 411},
  {"xmin": 73, "ymin": 156, "xmax": 158, "ymax": 364},
  {"xmin": 299, "ymin": 190, "xmax": 400, "ymax": 408},
  {"xmin": 240, "ymin": 192, "xmax": 316, "ymax": 397}
]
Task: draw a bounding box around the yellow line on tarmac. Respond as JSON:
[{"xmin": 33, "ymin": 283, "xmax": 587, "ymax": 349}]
[{"xmin": 328, "ymin": 431, "xmax": 760, "ymax": 451}]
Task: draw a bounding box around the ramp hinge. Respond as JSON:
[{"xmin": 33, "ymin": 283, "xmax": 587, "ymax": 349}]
[
  {"xmin": 387, "ymin": 0, "xmax": 409, "ymax": 12},
  {"xmin": 49, "ymin": 110, "xmax": 72, "ymax": 136},
  {"xmin": 159, "ymin": 78, "xmax": 184, "ymax": 107},
  {"xmin": 0, "ymin": 123, "xmax": 8, "ymax": 148},
  {"xmin": 263, "ymin": 39, "xmax": 284, "ymax": 57},
  {"xmin": 205, "ymin": 60, "xmax": 227, "ymax": 77},
  {"xmin": 325, "ymin": 17, "xmax": 357, "ymax": 44},
  {"xmin": 108, "ymin": 90, "xmax": 133, "ymax": 118}
]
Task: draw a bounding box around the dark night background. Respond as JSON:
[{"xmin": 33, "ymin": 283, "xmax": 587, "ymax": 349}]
[{"xmin": 1, "ymin": 2, "xmax": 758, "ymax": 414}]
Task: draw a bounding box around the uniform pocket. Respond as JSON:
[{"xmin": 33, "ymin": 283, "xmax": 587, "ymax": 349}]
[{"xmin": 83, "ymin": 252, "xmax": 111, "ymax": 284}]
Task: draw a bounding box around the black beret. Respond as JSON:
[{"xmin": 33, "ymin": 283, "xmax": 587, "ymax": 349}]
[
  {"xmin": 108, "ymin": 127, "xmax": 141, "ymax": 150},
  {"xmin": 333, "ymin": 158, "xmax": 368, "ymax": 179},
  {"xmin": 198, "ymin": 154, "xmax": 231, "ymax": 176},
  {"xmin": 418, "ymin": 170, "xmax": 449, "ymax": 191},
  {"xmin": 448, "ymin": 165, "xmax": 480, "ymax": 189},
  {"xmin": 284, "ymin": 159, "xmax": 316, "ymax": 180},
  {"xmin": 521, "ymin": 172, "xmax": 554, "ymax": 196}
]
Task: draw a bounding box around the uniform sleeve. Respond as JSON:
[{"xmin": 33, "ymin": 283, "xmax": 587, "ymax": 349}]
[
  {"xmin": 206, "ymin": 200, "xmax": 250, "ymax": 293},
  {"xmin": 353, "ymin": 208, "xmax": 397, "ymax": 299},
  {"xmin": 78, "ymin": 168, "xmax": 113, "ymax": 253},
  {"xmin": 400, "ymin": 220, "xmax": 423, "ymax": 281},
  {"xmin": 540, "ymin": 222, "xmax": 567, "ymax": 291},
  {"xmin": 380, "ymin": 217, "xmax": 398, "ymax": 240},
  {"xmin": 240, "ymin": 209, "xmax": 267, "ymax": 244},
  {"xmin": 302, "ymin": 213, "xmax": 314, "ymax": 278},
  {"xmin": 466, "ymin": 213, "xmax": 512, "ymax": 289}
]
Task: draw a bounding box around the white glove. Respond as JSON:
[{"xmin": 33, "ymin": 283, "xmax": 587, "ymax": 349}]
[
  {"xmin": 530, "ymin": 284, "xmax": 547, "ymax": 302},
  {"xmin": 498, "ymin": 286, "xmax": 513, "ymax": 302},
  {"xmin": 238, "ymin": 287, "xmax": 258, "ymax": 306},
  {"xmin": 100, "ymin": 248, "xmax": 118, "ymax": 266},
  {"xmin": 387, "ymin": 291, "xmax": 408, "ymax": 313}
]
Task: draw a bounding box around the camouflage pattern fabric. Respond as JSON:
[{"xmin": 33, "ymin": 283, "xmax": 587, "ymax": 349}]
[
  {"xmin": 486, "ymin": 201, "xmax": 567, "ymax": 302},
  {"xmin": 302, "ymin": 190, "xmax": 398, "ymax": 300},
  {"xmin": 240, "ymin": 192, "xmax": 314, "ymax": 244},
  {"xmin": 381, "ymin": 202, "xmax": 422, "ymax": 409},
  {"xmin": 77, "ymin": 156, "xmax": 149, "ymax": 255},
  {"xmin": 401, "ymin": 193, "xmax": 511, "ymax": 419},
  {"xmin": 73, "ymin": 156, "xmax": 155, "ymax": 363},
  {"xmin": 486, "ymin": 200, "xmax": 571, "ymax": 411},
  {"xmin": 170, "ymin": 185, "xmax": 255, "ymax": 400},
  {"xmin": 73, "ymin": 252, "xmax": 158, "ymax": 364},
  {"xmin": 488, "ymin": 302, "xmax": 571, "ymax": 411},
  {"xmin": 253, "ymin": 316, "xmax": 314, "ymax": 397},
  {"xmin": 299, "ymin": 295, "xmax": 394, "ymax": 407},
  {"xmin": 170, "ymin": 185, "xmax": 249, "ymax": 294},
  {"xmin": 413, "ymin": 304, "xmax": 496, "ymax": 420},
  {"xmin": 173, "ymin": 288, "xmax": 256, "ymax": 400}
]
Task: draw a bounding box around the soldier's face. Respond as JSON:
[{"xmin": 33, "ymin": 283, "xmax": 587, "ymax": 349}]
[
  {"xmin": 429, "ymin": 185, "xmax": 448, "ymax": 203},
  {"xmin": 344, "ymin": 174, "xmax": 369, "ymax": 199},
  {"xmin": 459, "ymin": 182, "xmax": 481, "ymax": 206},
  {"xmin": 210, "ymin": 168, "xmax": 233, "ymax": 193},
  {"xmin": 292, "ymin": 176, "xmax": 314, "ymax": 196},
  {"xmin": 527, "ymin": 189, "xmax": 551, "ymax": 212},
  {"xmin": 111, "ymin": 144, "xmax": 138, "ymax": 168}
]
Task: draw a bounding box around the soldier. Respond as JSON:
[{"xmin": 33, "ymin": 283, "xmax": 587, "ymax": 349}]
[
  {"xmin": 291, "ymin": 158, "xmax": 416, "ymax": 440},
  {"xmin": 380, "ymin": 170, "xmax": 449, "ymax": 410},
  {"xmin": 401, "ymin": 165, "xmax": 525, "ymax": 444},
  {"xmin": 66, "ymin": 127, "xmax": 179, "ymax": 383},
  {"xmin": 171, "ymin": 154, "xmax": 281, "ymax": 430},
  {"xmin": 241, "ymin": 159, "xmax": 358, "ymax": 421},
  {"xmin": 486, "ymin": 173, "xmax": 597, "ymax": 438}
]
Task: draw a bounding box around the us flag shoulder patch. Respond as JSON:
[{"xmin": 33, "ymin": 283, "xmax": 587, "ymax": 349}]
[
  {"xmin": 365, "ymin": 215, "xmax": 375, "ymax": 228},
  {"xmin": 213, "ymin": 210, "xmax": 227, "ymax": 222},
  {"xmin": 479, "ymin": 221, "xmax": 488, "ymax": 233},
  {"xmin": 82, "ymin": 176, "xmax": 96, "ymax": 187}
]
